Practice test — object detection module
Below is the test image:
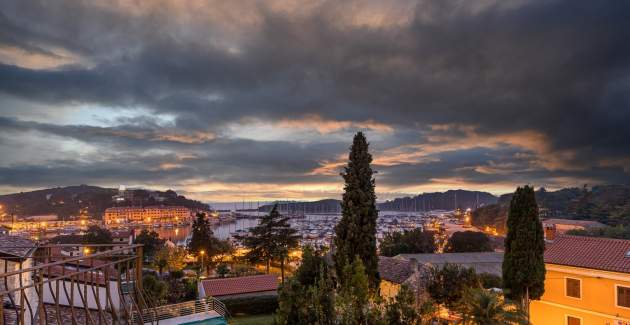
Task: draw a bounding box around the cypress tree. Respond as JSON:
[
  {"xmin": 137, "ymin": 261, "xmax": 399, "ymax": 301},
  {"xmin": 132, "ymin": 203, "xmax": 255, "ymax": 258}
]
[
  {"xmin": 502, "ymin": 185, "xmax": 546, "ymax": 310},
  {"xmin": 333, "ymin": 132, "xmax": 379, "ymax": 290}
]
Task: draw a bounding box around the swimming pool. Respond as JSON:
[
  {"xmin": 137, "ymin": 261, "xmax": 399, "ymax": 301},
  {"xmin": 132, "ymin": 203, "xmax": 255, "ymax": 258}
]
[{"xmin": 179, "ymin": 316, "xmax": 228, "ymax": 325}]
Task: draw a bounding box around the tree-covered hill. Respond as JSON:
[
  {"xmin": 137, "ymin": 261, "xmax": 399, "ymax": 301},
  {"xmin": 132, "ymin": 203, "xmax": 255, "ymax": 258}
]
[
  {"xmin": 0, "ymin": 185, "xmax": 210, "ymax": 220},
  {"xmin": 379, "ymin": 190, "xmax": 497, "ymax": 211},
  {"xmin": 472, "ymin": 185, "xmax": 630, "ymax": 232},
  {"xmin": 257, "ymin": 190, "xmax": 498, "ymax": 214}
]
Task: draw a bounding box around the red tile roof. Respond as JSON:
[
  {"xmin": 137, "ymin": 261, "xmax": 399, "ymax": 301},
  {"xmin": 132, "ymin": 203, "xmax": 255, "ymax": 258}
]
[
  {"xmin": 378, "ymin": 256, "xmax": 413, "ymax": 284},
  {"xmin": 545, "ymin": 235, "xmax": 630, "ymax": 273},
  {"xmin": 201, "ymin": 274, "xmax": 278, "ymax": 297}
]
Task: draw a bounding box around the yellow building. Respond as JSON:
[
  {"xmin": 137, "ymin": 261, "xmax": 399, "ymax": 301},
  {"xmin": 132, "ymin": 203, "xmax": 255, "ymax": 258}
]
[
  {"xmin": 531, "ymin": 235, "xmax": 630, "ymax": 325},
  {"xmin": 104, "ymin": 205, "xmax": 191, "ymax": 225},
  {"xmin": 378, "ymin": 256, "xmax": 417, "ymax": 300}
]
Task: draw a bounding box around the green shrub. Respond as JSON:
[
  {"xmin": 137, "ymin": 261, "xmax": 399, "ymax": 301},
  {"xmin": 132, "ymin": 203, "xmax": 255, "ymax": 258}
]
[{"xmin": 220, "ymin": 294, "xmax": 278, "ymax": 315}]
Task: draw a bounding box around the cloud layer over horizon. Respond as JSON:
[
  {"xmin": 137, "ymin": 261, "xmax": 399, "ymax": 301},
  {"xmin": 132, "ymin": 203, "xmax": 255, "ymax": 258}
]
[{"xmin": 1, "ymin": 0, "xmax": 629, "ymax": 201}]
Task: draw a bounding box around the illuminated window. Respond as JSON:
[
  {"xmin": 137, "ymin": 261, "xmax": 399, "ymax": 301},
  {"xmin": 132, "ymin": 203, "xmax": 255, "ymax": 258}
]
[
  {"xmin": 565, "ymin": 278, "xmax": 581, "ymax": 298},
  {"xmin": 566, "ymin": 316, "xmax": 580, "ymax": 325},
  {"xmin": 617, "ymin": 286, "xmax": 630, "ymax": 308}
]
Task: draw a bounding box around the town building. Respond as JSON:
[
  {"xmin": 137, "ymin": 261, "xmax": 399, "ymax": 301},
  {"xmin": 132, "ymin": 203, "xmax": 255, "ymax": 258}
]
[
  {"xmin": 397, "ymin": 252, "xmax": 504, "ymax": 276},
  {"xmin": 0, "ymin": 235, "xmax": 38, "ymax": 324},
  {"xmin": 378, "ymin": 256, "xmax": 422, "ymax": 300},
  {"xmin": 378, "ymin": 252, "xmax": 504, "ymax": 300},
  {"xmin": 198, "ymin": 274, "xmax": 278, "ymax": 300},
  {"xmin": 103, "ymin": 206, "xmax": 192, "ymax": 225},
  {"xmin": 531, "ymin": 235, "xmax": 630, "ymax": 325},
  {"xmin": 542, "ymin": 218, "xmax": 606, "ymax": 240}
]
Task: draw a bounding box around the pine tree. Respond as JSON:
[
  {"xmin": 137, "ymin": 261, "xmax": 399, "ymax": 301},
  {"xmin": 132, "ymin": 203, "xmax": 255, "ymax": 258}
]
[
  {"xmin": 502, "ymin": 185, "xmax": 546, "ymax": 314},
  {"xmin": 238, "ymin": 204, "xmax": 299, "ymax": 276},
  {"xmin": 334, "ymin": 132, "xmax": 379, "ymax": 290},
  {"xmin": 187, "ymin": 212, "xmax": 215, "ymax": 255}
]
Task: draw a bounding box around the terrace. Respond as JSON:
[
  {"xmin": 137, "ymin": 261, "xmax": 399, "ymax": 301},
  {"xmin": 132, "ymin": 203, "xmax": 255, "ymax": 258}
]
[{"xmin": 0, "ymin": 237, "xmax": 228, "ymax": 324}]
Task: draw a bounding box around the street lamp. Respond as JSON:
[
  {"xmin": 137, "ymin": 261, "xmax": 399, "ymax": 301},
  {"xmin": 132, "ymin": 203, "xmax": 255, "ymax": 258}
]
[{"xmin": 200, "ymin": 250, "xmax": 206, "ymax": 276}]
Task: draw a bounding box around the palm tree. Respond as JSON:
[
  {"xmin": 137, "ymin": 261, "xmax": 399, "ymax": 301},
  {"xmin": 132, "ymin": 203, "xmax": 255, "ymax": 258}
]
[{"xmin": 459, "ymin": 288, "xmax": 528, "ymax": 324}]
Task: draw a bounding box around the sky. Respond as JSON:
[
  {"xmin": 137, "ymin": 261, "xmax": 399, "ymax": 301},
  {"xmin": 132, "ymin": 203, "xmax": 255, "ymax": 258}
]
[{"xmin": 0, "ymin": 0, "xmax": 629, "ymax": 202}]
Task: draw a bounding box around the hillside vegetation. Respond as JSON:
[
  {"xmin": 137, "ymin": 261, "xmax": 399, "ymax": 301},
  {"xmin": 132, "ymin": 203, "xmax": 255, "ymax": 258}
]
[
  {"xmin": 472, "ymin": 185, "xmax": 630, "ymax": 232},
  {"xmin": 0, "ymin": 185, "xmax": 209, "ymax": 220}
]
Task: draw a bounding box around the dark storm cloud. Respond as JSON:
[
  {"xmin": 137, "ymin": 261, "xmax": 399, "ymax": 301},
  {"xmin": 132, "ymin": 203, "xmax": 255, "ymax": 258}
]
[
  {"xmin": 0, "ymin": 116, "xmax": 345, "ymax": 186},
  {"xmin": 0, "ymin": 0, "xmax": 629, "ymax": 196}
]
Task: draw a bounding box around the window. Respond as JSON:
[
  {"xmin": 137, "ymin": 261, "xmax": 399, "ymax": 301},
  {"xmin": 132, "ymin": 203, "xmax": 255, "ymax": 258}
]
[
  {"xmin": 618, "ymin": 286, "xmax": 630, "ymax": 308},
  {"xmin": 565, "ymin": 278, "xmax": 581, "ymax": 298},
  {"xmin": 566, "ymin": 316, "xmax": 581, "ymax": 325}
]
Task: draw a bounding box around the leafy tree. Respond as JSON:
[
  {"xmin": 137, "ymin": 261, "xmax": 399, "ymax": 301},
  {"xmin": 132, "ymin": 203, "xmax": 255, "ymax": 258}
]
[
  {"xmin": 276, "ymin": 278, "xmax": 310, "ymax": 325},
  {"xmin": 426, "ymin": 264, "xmax": 480, "ymax": 309},
  {"xmin": 567, "ymin": 225, "xmax": 630, "ymax": 239},
  {"xmin": 238, "ymin": 204, "xmax": 299, "ymax": 278},
  {"xmin": 142, "ymin": 274, "xmax": 167, "ymax": 305},
  {"xmin": 154, "ymin": 247, "xmax": 169, "ymax": 275},
  {"xmin": 308, "ymin": 268, "xmax": 336, "ymax": 325},
  {"xmin": 213, "ymin": 239, "xmax": 235, "ymax": 264},
  {"xmin": 334, "ymin": 132, "xmax": 379, "ymax": 290},
  {"xmin": 478, "ymin": 273, "xmax": 502, "ymax": 289},
  {"xmin": 294, "ymin": 245, "xmax": 327, "ymax": 286},
  {"xmin": 154, "ymin": 246, "xmax": 187, "ymax": 275},
  {"xmin": 445, "ymin": 231, "xmax": 492, "ymax": 253},
  {"xmin": 167, "ymin": 246, "xmax": 188, "ymax": 272},
  {"xmin": 458, "ymin": 288, "xmax": 527, "ymax": 325},
  {"xmin": 187, "ymin": 212, "xmax": 216, "ymax": 255},
  {"xmin": 83, "ymin": 225, "xmax": 112, "ymax": 251},
  {"xmin": 383, "ymin": 285, "xmax": 422, "ymax": 325},
  {"xmin": 216, "ymin": 264, "xmax": 229, "ymax": 277},
  {"xmin": 337, "ymin": 256, "xmax": 372, "ymax": 325},
  {"xmin": 379, "ymin": 229, "xmax": 436, "ymax": 257},
  {"xmin": 134, "ymin": 229, "xmax": 165, "ymax": 260},
  {"xmin": 503, "ymin": 185, "xmax": 545, "ymax": 312},
  {"xmin": 275, "ymin": 221, "xmax": 301, "ymax": 283}
]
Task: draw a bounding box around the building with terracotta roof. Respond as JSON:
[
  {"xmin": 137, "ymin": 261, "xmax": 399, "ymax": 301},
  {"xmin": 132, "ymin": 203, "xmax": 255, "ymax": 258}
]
[
  {"xmin": 0, "ymin": 235, "xmax": 37, "ymax": 323},
  {"xmin": 378, "ymin": 256, "xmax": 416, "ymax": 299},
  {"xmin": 198, "ymin": 274, "xmax": 278, "ymax": 300},
  {"xmin": 378, "ymin": 252, "xmax": 504, "ymax": 300},
  {"xmin": 531, "ymin": 235, "xmax": 630, "ymax": 325},
  {"xmin": 542, "ymin": 218, "xmax": 606, "ymax": 240}
]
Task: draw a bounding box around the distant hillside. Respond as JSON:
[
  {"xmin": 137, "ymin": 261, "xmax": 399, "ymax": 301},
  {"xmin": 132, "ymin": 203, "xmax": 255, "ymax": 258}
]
[
  {"xmin": 256, "ymin": 190, "xmax": 497, "ymax": 214},
  {"xmin": 0, "ymin": 185, "xmax": 210, "ymax": 220},
  {"xmin": 378, "ymin": 190, "xmax": 498, "ymax": 211},
  {"xmin": 472, "ymin": 185, "xmax": 630, "ymax": 232}
]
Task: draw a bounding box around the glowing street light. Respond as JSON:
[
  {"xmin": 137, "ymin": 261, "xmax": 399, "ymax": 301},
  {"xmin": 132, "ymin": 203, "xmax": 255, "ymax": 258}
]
[
  {"xmin": 200, "ymin": 250, "xmax": 206, "ymax": 276},
  {"xmin": 83, "ymin": 248, "xmax": 91, "ymax": 255}
]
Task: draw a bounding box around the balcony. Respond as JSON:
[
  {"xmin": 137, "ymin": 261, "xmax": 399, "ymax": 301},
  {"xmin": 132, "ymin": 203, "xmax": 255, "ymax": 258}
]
[{"xmin": 0, "ymin": 238, "xmax": 228, "ymax": 324}]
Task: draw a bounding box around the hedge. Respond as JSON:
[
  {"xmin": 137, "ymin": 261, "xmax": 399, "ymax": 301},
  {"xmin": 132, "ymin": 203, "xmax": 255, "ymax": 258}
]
[{"xmin": 219, "ymin": 294, "xmax": 278, "ymax": 315}]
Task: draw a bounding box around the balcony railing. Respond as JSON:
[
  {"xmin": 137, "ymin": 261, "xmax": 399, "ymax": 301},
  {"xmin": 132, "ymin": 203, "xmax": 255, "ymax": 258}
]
[
  {"xmin": 0, "ymin": 243, "xmax": 154, "ymax": 325},
  {"xmin": 132, "ymin": 297, "xmax": 229, "ymax": 324}
]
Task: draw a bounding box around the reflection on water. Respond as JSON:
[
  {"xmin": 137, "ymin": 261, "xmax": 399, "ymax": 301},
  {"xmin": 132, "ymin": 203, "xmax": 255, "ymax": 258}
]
[{"xmin": 151, "ymin": 218, "xmax": 262, "ymax": 245}]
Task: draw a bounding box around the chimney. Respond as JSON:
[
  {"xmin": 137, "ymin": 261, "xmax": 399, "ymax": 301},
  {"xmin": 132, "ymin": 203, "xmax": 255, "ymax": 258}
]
[
  {"xmin": 545, "ymin": 224, "xmax": 556, "ymax": 241},
  {"xmin": 409, "ymin": 258, "xmax": 418, "ymax": 272}
]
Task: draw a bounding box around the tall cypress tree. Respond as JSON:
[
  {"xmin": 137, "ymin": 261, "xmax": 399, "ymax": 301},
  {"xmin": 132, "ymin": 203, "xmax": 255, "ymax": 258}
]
[
  {"xmin": 502, "ymin": 185, "xmax": 545, "ymax": 310},
  {"xmin": 333, "ymin": 132, "xmax": 379, "ymax": 290}
]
